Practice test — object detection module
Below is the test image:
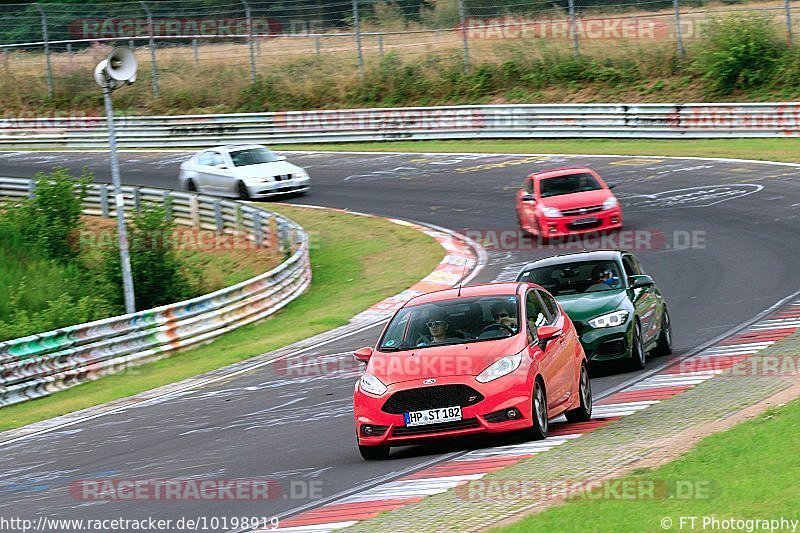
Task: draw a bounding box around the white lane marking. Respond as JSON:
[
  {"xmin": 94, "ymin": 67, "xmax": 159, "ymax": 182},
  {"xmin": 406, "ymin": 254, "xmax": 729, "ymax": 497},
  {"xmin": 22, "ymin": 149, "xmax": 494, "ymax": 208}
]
[{"xmin": 271, "ymin": 521, "xmax": 358, "ymax": 532}]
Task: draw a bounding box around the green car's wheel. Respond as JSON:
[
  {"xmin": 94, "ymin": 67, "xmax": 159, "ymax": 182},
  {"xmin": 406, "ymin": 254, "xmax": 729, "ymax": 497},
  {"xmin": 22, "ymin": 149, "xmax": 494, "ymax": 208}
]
[
  {"xmin": 629, "ymin": 321, "xmax": 646, "ymax": 370},
  {"xmin": 652, "ymin": 308, "xmax": 673, "ymax": 356}
]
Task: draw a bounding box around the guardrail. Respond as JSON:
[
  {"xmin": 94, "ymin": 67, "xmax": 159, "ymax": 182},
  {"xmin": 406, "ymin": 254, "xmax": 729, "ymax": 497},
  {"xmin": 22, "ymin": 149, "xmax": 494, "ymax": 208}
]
[
  {"xmin": 0, "ymin": 103, "xmax": 798, "ymax": 149},
  {"xmin": 0, "ymin": 177, "xmax": 310, "ymax": 407}
]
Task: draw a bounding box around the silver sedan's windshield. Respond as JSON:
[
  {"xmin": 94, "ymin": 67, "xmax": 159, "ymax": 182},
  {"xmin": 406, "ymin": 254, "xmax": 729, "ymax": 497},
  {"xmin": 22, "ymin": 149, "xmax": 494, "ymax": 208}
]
[
  {"xmin": 230, "ymin": 148, "xmax": 279, "ymax": 167},
  {"xmin": 379, "ymin": 296, "xmax": 520, "ymax": 351}
]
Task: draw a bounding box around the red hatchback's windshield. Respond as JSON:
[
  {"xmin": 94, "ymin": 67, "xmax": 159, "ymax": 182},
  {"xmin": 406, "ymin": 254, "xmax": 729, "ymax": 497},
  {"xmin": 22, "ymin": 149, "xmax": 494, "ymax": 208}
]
[
  {"xmin": 539, "ymin": 173, "xmax": 602, "ymax": 198},
  {"xmin": 379, "ymin": 296, "xmax": 520, "ymax": 351}
]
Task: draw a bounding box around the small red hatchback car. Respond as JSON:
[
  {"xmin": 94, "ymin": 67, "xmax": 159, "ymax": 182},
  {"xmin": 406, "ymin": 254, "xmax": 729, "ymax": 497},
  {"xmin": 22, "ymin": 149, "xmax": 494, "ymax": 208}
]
[
  {"xmin": 352, "ymin": 282, "xmax": 592, "ymax": 460},
  {"xmin": 516, "ymin": 167, "xmax": 622, "ymax": 238}
]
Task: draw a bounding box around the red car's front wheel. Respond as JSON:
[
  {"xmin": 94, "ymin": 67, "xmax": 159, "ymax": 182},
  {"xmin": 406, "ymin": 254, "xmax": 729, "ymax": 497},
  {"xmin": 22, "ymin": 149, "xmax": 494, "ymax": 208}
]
[{"xmin": 524, "ymin": 380, "xmax": 549, "ymax": 440}]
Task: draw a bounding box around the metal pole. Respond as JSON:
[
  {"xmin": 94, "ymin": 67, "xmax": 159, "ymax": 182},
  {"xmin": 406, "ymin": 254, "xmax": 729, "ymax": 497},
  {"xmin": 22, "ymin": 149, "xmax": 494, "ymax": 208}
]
[
  {"xmin": 352, "ymin": 0, "xmax": 364, "ymax": 78},
  {"xmin": 458, "ymin": 0, "xmax": 470, "ymax": 74},
  {"xmin": 673, "ymin": 0, "xmax": 685, "ymax": 59},
  {"xmin": 3, "ymin": 49, "xmax": 9, "ymax": 72},
  {"xmin": 378, "ymin": 33, "xmax": 384, "ymax": 56},
  {"xmin": 568, "ymin": 0, "xmax": 580, "ymax": 58},
  {"xmin": 34, "ymin": 4, "xmax": 53, "ymax": 98},
  {"xmin": 786, "ymin": 0, "xmax": 793, "ymax": 47},
  {"xmin": 103, "ymin": 85, "xmax": 136, "ymax": 314},
  {"xmin": 242, "ymin": 0, "xmax": 256, "ymax": 83},
  {"xmin": 314, "ymin": 34, "xmax": 321, "ymax": 56},
  {"xmin": 140, "ymin": 2, "xmax": 159, "ymax": 97},
  {"xmin": 192, "ymin": 38, "xmax": 198, "ymax": 64}
]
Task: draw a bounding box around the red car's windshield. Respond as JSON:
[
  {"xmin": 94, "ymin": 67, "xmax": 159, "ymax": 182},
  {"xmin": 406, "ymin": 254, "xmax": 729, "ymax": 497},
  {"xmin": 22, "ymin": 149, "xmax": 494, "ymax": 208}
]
[
  {"xmin": 379, "ymin": 296, "xmax": 520, "ymax": 351},
  {"xmin": 539, "ymin": 173, "xmax": 602, "ymax": 198}
]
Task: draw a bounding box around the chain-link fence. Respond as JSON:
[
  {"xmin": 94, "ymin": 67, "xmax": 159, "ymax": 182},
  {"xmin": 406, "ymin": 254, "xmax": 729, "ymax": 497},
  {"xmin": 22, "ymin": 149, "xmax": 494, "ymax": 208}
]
[{"xmin": 0, "ymin": 0, "xmax": 798, "ymax": 100}]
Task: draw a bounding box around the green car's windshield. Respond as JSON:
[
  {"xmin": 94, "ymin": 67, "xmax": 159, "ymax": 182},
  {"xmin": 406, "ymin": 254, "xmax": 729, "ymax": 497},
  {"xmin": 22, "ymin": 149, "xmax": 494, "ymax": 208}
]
[
  {"xmin": 379, "ymin": 296, "xmax": 520, "ymax": 351},
  {"xmin": 517, "ymin": 261, "xmax": 624, "ymax": 297},
  {"xmin": 230, "ymin": 147, "xmax": 279, "ymax": 167}
]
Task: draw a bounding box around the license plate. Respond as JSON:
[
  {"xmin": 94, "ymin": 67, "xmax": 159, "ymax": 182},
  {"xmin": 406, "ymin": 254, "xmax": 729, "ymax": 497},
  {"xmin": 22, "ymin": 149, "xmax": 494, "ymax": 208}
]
[
  {"xmin": 403, "ymin": 406, "xmax": 462, "ymax": 427},
  {"xmin": 572, "ymin": 217, "xmax": 599, "ymax": 226}
]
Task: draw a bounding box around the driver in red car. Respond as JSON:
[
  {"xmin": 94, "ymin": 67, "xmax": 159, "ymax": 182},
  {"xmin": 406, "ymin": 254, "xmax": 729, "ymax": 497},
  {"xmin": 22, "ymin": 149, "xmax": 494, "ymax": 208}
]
[{"xmin": 490, "ymin": 302, "xmax": 518, "ymax": 330}]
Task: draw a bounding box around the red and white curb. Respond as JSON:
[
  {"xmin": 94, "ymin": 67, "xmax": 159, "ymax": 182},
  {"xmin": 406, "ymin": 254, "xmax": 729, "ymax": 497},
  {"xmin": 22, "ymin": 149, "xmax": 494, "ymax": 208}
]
[{"xmin": 263, "ymin": 298, "xmax": 800, "ymax": 532}]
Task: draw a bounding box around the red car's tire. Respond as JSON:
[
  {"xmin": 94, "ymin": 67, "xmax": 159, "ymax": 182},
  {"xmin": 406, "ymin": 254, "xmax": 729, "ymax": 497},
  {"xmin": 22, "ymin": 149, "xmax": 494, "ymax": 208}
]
[
  {"xmin": 565, "ymin": 364, "xmax": 592, "ymax": 423},
  {"xmin": 524, "ymin": 379, "xmax": 549, "ymax": 440}
]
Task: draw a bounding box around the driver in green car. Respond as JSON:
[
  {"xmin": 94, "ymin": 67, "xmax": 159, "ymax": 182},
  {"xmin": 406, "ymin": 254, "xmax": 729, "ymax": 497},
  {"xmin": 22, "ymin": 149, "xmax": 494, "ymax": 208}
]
[{"xmin": 587, "ymin": 265, "xmax": 622, "ymax": 292}]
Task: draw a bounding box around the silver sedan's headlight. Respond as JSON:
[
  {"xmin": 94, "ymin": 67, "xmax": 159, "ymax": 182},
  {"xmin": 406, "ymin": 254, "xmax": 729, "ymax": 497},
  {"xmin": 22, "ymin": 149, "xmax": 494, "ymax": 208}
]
[
  {"xmin": 476, "ymin": 353, "xmax": 522, "ymax": 383},
  {"xmin": 588, "ymin": 310, "xmax": 629, "ymax": 328},
  {"xmin": 294, "ymin": 169, "xmax": 309, "ymax": 180}
]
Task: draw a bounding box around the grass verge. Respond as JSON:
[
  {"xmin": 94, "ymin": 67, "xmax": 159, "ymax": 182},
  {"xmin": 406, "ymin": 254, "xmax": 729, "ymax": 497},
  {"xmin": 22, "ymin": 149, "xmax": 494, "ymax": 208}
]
[
  {"xmin": 0, "ymin": 205, "xmax": 444, "ymax": 432},
  {"xmin": 495, "ymin": 395, "xmax": 800, "ymax": 533},
  {"xmin": 282, "ymin": 138, "xmax": 800, "ymax": 164}
]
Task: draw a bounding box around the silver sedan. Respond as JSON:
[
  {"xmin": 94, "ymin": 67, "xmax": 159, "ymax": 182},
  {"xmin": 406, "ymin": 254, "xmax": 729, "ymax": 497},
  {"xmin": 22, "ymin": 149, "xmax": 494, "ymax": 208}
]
[{"xmin": 178, "ymin": 144, "xmax": 310, "ymax": 199}]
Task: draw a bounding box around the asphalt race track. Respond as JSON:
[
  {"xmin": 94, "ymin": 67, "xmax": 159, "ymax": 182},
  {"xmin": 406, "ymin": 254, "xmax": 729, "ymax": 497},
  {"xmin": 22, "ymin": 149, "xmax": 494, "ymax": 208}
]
[{"xmin": 1, "ymin": 150, "xmax": 799, "ymax": 526}]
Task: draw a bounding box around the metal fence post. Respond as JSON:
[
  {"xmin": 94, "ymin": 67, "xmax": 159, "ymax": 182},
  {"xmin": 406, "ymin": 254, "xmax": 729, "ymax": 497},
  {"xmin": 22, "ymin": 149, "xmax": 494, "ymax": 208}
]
[
  {"xmin": 353, "ymin": 0, "xmax": 364, "ymax": 79},
  {"xmin": 192, "ymin": 38, "xmax": 199, "ymax": 64},
  {"xmin": 458, "ymin": 0, "xmax": 470, "ymax": 74},
  {"xmin": 28, "ymin": 180, "xmax": 36, "ymax": 199},
  {"xmin": 673, "ymin": 0, "xmax": 685, "ymax": 59},
  {"xmin": 242, "ymin": 0, "xmax": 256, "ymax": 84},
  {"xmin": 786, "ymin": 0, "xmax": 793, "ymax": 47},
  {"xmin": 34, "ymin": 4, "xmax": 53, "ymax": 98},
  {"xmin": 253, "ymin": 211, "xmax": 264, "ymax": 247},
  {"xmin": 140, "ymin": 2, "xmax": 159, "ymax": 98},
  {"xmin": 378, "ymin": 33, "xmax": 384, "ymax": 56},
  {"xmin": 314, "ymin": 34, "xmax": 321, "ymax": 56},
  {"xmin": 568, "ymin": 0, "xmax": 580, "ymax": 58},
  {"xmin": 133, "ymin": 187, "xmax": 141, "ymax": 212},
  {"xmin": 3, "ymin": 49, "xmax": 8, "ymax": 72}
]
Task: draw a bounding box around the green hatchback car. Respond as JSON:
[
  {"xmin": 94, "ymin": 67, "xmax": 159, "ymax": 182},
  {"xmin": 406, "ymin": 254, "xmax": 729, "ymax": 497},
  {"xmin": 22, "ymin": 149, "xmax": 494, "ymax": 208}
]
[{"xmin": 516, "ymin": 250, "xmax": 672, "ymax": 370}]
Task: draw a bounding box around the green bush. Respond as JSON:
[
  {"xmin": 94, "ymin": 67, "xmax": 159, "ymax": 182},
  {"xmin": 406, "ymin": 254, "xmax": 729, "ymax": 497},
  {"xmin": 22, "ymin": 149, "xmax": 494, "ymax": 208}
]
[
  {"xmin": 691, "ymin": 13, "xmax": 785, "ymax": 94},
  {"xmin": 103, "ymin": 203, "xmax": 190, "ymax": 311},
  {"xmin": 15, "ymin": 167, "xmax": 90, "ymax": 262}
]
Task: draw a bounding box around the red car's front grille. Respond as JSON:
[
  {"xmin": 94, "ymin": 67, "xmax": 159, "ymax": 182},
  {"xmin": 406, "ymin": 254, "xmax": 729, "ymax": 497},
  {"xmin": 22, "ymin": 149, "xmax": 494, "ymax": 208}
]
[
  {"xmin": 392, "ymin": 418, "xmax": 480, "ymax": 436},
  {"xmin": 561, "ymin": 205, "xmax": 603, "ymax": 216},
  {"xmin": 381, "ymin": 385, "xmax": 484, "ymax": 414}
]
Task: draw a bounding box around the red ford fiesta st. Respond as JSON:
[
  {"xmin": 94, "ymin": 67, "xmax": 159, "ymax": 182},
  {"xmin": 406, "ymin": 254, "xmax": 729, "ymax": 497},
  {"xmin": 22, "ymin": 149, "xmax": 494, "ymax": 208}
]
[
  {"xmin": 352, "ymin": 282, "xmax": 592, "ymax": 460},
  {"xmin": 516, "ymin": 167, "xmax": 622, "ymax": 238}
]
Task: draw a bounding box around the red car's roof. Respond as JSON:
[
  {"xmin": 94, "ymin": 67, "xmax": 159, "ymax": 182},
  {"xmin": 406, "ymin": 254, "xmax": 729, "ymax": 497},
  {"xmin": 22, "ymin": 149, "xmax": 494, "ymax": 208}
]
[
  {"xmin": 405, "ymin": 282, "xmax": 528, "ymax": 306},
  {"xmin": 529, "ymin": 166, "xmax": 596, "ymax": 180}
]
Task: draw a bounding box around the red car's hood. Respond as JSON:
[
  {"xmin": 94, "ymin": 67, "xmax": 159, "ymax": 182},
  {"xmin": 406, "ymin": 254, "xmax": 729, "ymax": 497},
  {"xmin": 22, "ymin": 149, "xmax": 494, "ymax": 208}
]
[
  {"xmin": 367, "ymin": 335, "xmax": 526, "ymax": 386},
  {"xmin": 540, "ymin": 189, "xmax": 612, "ymax": 210}
]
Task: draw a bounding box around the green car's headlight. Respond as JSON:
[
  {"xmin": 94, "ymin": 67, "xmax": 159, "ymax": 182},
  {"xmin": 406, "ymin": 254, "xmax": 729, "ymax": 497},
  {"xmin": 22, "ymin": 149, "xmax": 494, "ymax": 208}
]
[{"xmin": 588, "ymin": 310, "xmax": 629, "ymax": 328}]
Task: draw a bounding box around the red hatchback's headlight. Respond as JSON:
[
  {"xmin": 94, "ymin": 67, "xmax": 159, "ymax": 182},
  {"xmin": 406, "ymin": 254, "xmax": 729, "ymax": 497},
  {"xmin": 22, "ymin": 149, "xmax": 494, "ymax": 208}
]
[
  {"xmin": 539, "ymin": 206, "xmax": 562, "ymax": 218},
  {"xmin": 476, "ymin": 353, "xmax": 523, "ymax": 383},
  {"xmin": 359, "ymin": 372, "xmax": 388, "ymax": 396},
  {"xmin": 602, "ymin": 197, "xmax": 619, "ymax": 210}
]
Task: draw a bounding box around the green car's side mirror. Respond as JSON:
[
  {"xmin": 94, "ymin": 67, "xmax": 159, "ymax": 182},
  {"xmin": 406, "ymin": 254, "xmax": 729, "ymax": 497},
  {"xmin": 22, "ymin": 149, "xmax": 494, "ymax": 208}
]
[{"xmin": 629, "ymin": 275, "xmax": 654, "ymax": 289}]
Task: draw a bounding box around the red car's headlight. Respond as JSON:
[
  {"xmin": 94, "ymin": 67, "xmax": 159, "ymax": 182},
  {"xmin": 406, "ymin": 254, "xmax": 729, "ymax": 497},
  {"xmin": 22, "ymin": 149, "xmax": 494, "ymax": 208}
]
[{"xmin": 476, "ymin": 353, "xmax": 523, "ymax": 383}]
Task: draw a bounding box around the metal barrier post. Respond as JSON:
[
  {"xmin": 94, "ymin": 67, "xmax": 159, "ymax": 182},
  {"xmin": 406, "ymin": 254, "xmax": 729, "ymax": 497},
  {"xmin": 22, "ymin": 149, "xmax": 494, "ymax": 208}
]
[
  {"xmin": 140, "ymin": 2, "xmax": 159, "ymax": 98},
  {"xmin": 458, "ymin": 0, "xmax": 470, "ymax": 73},
  {"xmin": 100, "ymin": 184, "xmax": 109, "ymax": 217},
  {"xmin": 353, "ymin": 0, "xmax": 364, "ymax": 79},
  {"xmin": 314, "ymin": 34, "xmax": 321, "ymax": 56},
  {"xmin": 786, "ymin": 0, "xmax": 793, "ymax": 47},
  {"xmin": 28, "ymin": 180, "xmax": 36, "ymax": 199},
  {"xmin": 189, "ymin": 195, "xmax": 200, "ymax": 229},
  {"xmin": 242, "ymin": 0, "xmax": 257, "ymax": 84},
  {"xmin": 133, "ymin": 187, "xmax": 141, "ymax": 213},
  {"xmin": 164, "ymin": 193, "xmax": 173, "ymax": 223},
  {"xmin": 673, "ymin": 0, "xmax": 685, "ymax": 59},
  {"xmin": 378, "ymin": 33, "xmax": 384, "ymax": 57},
  {"xmin": 3, "ymin": 49, "xmax": 8, "ymax": 72},
  {"xmin": 253, "ymin": 211, "xmax": 264, "ymax": 247},
  {"xmin": 192, "ymin": 39, "xmax": 199, "ymax": 64},
  {"xmin": 34, "ymin": 4, "xmax": 53, "ymax": 98},
  {"xmin": 214, "ymin": 200, "xmax": 223, "ymax": 233},
  {"xmin": 568, "ymin": 0, "xmax": 580, "ymax": 58}
]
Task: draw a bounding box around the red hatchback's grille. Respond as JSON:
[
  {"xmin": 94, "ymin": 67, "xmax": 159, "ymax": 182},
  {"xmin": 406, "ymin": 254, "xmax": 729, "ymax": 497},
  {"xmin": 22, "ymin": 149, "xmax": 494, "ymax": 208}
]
[
  {"xmin": 561, "ymin": 205, "xmax": 603, "ymax": 216},
  {"xmin": 392, "ymin": 418, "xmax": 480, "ymax": 436},
  {"xmin": 381, "ymin": 385, "xmax": 484, "ymax": 414}
]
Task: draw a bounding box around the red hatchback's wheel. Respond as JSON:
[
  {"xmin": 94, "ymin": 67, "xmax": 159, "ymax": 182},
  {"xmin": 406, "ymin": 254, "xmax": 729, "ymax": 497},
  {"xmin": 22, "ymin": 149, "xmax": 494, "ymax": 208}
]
[
  {"xmin": 565, "ymin": 364, "xmax": 592, "ymax": 422},
  {"xmin": 525, "ymin": 379, "xmax": 549, "ymax": 440}
]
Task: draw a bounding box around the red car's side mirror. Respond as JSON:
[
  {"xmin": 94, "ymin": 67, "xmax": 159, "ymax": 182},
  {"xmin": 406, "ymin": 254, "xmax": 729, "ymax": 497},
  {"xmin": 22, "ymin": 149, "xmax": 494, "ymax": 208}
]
[
  {"xmin": 353, "ymin": 347, "xmax": 374, "ymax": 364},
  {"xmin": 537, "ymin": 325, "xmax": 562, "ymax": 343}
]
